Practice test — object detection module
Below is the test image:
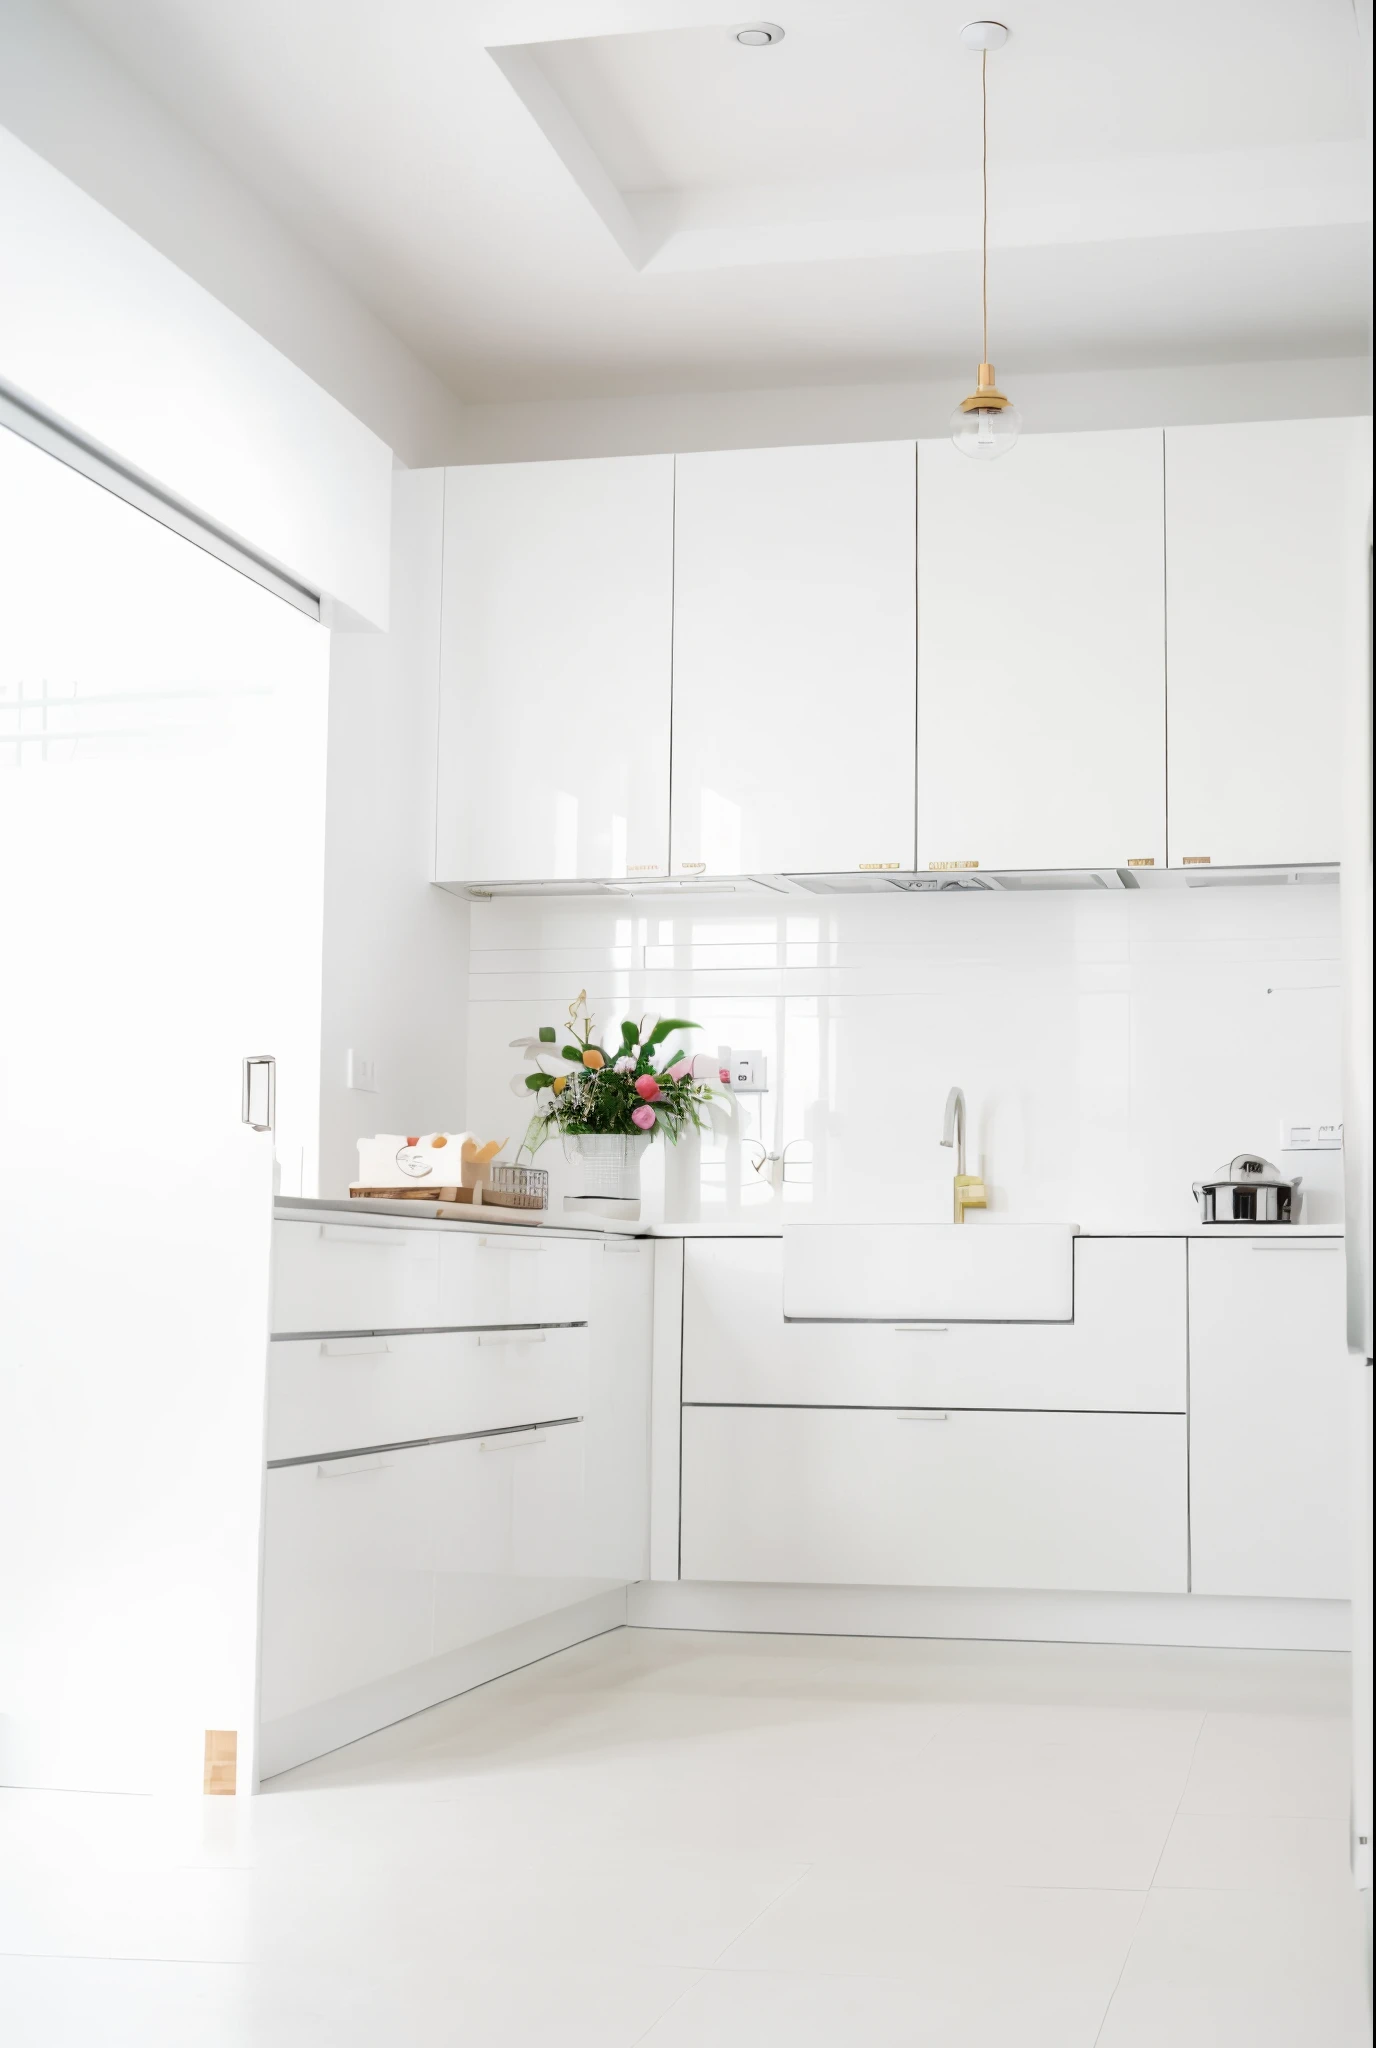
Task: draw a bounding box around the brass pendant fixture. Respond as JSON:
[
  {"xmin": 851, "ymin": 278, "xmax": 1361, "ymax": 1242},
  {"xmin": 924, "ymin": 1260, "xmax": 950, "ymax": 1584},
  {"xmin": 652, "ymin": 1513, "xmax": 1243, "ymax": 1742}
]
[{"xmin": 951, "ymin": 22, "xmax": 1021, "ymax": 460}]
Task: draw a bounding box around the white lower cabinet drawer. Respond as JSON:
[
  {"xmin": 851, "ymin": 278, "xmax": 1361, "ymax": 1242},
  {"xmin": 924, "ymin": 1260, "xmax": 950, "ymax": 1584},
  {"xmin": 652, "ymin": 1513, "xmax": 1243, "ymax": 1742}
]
[
  {"xmin": 438, "ymin": 1232, "xmax": 590, "ymax": 1328},
  {"xmin": 259, "ymin": 1447, "xmax": 437, "ymax": 1721},
  {"xmin": 272, "ymin": 1218, "xmax": 440, "ymax": 1334},
  {"xmin": 265, "ymin": 1327, "xmax": 588, "ymax": 1463},
  {"xmin": 679, "ymin": 1405, "xmax": 1188, "ymax": 1593},
  {"xmin": 259, "ymin": 1421, "xmax": 595, "ymax": 1724},
  {"xmin": 430, "ymin": 1424, "xmax": 594, "ymax": 1657},
  {"xmin": 683, "ymin": 1237, "xmax": 1185, "ymax": 1411}
]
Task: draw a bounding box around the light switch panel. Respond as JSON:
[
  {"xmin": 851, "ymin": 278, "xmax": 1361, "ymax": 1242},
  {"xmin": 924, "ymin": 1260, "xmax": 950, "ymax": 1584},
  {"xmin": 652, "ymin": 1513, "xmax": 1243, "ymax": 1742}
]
[
  {"xmin": 1281, "ymin": 1119, "xmax": 1342, "ymax": 1152},
  {"xmin": 346, "ymin": 1049, "xmax": 379, "ymax": 1093}
]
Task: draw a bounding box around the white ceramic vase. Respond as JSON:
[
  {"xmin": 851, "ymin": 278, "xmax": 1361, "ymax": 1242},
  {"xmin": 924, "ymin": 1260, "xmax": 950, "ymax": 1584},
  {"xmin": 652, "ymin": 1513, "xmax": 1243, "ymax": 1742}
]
[{"xmin": 569, "ymin": 1131, "xmax": 652, "ymax": 1200}]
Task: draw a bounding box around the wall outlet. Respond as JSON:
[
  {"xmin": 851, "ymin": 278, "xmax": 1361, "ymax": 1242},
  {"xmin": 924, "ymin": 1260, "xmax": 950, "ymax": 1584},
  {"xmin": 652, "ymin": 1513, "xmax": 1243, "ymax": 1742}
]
[
  {"xmin": 1281, "ymin": 1119, "xmax": 1342, "ymax": 1152},
  {"xmin": 346, "ymin": 1049, "xmax": 379, "ymax": 1093},
  {"xmin": 732, "ymin": 1051, "xmax": 768, "ymax": 1093}
]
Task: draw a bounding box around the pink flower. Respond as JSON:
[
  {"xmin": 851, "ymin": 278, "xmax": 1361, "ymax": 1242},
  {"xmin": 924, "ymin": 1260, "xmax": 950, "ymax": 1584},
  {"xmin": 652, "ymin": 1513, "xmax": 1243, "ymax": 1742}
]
[
  {"xmin": 667, "ymin": 1060, "xmax": 691, "ymax": 1081},
  {"xmin": 719, "ymin": 1067, "xmax": 731, "ymax": 1085},
  {"xmin": 634, "ymin": 1076, "xmax": 661, "ymax": 1102},
  {"xmin": 631, "ymin": 1104, "xmax": 656, "ymax": 1131}
]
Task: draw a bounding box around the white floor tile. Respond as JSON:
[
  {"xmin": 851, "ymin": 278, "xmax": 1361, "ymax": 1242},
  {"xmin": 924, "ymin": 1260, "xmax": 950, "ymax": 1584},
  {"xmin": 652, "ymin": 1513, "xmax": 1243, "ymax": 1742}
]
[
  {"xmin": 639, "ymin": 1961, "xmax": 1121, "ymax": 2048},
  {"xmin": 0, "ymin": 1958, "xmax": 250, "ymax": 2048},
  {"xmin": 1095, "ymin": 1887, "xmax": 1370, "ymax": 2047},
  {"xmin": 707, "ymin": 1873, "xmax": 1144, "ymax": 2043},
  {"xmin": 0, "ymin": 1955, "xmax": 700, "ymax": 2048},
  {"xmin": 1154, "ymin": 1810, "xmax": 1356, "ymax": 1895},
  {"xmin": 0, "ymin": 1868, "xmax": 251, "ymax": 1963},
  {"xmin": 244, "ymin": 1849, "xmax": 806, "ymax": 1970},
  {"xmin": 1179, "ymin": 1710, "xmax": 1353, "ymax": 1818}
]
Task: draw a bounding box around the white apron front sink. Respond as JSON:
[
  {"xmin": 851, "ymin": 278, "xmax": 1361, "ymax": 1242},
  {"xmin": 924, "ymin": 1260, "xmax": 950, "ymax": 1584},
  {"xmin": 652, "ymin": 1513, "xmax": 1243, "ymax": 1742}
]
[{"xmin": 782, "ymin": 1223, "xmax": 1079, "ymax": 1323}]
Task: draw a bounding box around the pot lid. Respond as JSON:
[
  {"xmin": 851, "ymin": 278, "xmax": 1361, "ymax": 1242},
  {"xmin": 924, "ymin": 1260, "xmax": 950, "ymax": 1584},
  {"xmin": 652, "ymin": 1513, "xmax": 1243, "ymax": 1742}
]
[{"xmin": 1197, "ymin": 1153, "xmax": 1301, "ymax": 1189}]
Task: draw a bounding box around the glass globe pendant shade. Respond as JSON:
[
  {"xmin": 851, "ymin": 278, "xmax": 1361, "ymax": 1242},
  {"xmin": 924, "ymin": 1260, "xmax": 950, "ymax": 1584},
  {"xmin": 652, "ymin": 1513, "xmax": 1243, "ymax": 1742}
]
[{"xmin": 950, "ymin": 364, "xmax": 1020, "ymax": 460}]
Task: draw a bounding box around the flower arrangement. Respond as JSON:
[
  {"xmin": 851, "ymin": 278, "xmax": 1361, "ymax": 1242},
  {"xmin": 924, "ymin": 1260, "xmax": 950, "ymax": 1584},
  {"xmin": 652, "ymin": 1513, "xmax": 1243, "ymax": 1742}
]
[{"xmin": 511, "ymin": 991, "xmax": 722, "ymax": 1156}]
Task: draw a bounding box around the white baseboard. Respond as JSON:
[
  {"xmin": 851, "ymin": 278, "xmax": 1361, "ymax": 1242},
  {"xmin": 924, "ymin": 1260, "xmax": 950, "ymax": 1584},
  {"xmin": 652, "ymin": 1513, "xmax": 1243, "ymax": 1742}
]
[
  {"xmin": 625, "ymin": 1580, "xmax": 1351, "ymax": 1654},
  {"xmin": 257, "ymin": 1587, "xmax": 628, "ymax": 1782}
]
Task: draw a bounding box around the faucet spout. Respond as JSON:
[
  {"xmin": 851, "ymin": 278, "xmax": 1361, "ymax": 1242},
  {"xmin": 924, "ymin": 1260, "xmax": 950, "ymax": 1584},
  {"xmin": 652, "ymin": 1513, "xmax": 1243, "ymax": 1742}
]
[
  {"xmin": 941, "ymin": 1086, "xmax": 986, "ymax": 1223},
  {"xmin": 940, "ymin": 1086, "xmax": 966, "ymax": 1178}
]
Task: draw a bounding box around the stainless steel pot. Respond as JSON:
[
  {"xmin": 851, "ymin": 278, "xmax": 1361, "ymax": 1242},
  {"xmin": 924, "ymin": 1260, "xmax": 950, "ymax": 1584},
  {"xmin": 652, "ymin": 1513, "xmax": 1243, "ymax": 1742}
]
[{"xmin": 1193, "ymin": 1154, "xmax": 1302, "ymax": 1224}]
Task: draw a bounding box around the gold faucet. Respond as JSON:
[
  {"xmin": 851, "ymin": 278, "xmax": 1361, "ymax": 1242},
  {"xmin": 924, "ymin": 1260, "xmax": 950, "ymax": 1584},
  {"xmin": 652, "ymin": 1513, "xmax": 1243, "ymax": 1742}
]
[{"xmin": 942, "ymin": 1086, "xmax": 988, "ymax": 1224}]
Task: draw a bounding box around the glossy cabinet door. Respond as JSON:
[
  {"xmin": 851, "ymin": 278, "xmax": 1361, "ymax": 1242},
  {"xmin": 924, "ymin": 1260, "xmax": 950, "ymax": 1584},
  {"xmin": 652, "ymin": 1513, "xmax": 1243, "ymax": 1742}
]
[
  {"xmin": 1188, "ymin": 1239, "xmax": 1351, "ymax": 1598},
  {"xmin": 680, "ymin": 1405, "xmax": 1187, "ymax": 1592},
  {"xmin": 259, "ymin": 1449, "xmax": 436, "ymax": 1723},
  {"xmin": 583, "ymin": 1241, "xmax": 654, "ymax": 1582},
  {"xmin": 1164, "ymin": 418, "xmax": 1366, "ymax": 868},
  {"xmin": 670, "ymin": 441, "xmax": 916, "ymax": 876},
  {"xmin": 436, "ymin": 456, "xmax": 674, "ymax": 883},
  {"xmin": 916, "ymin": 429, "xmax": 1166, "ymax": 873},
  {"xmin": 430, "ymin": 1422, "xmax": 594, "ymax": 1657}
]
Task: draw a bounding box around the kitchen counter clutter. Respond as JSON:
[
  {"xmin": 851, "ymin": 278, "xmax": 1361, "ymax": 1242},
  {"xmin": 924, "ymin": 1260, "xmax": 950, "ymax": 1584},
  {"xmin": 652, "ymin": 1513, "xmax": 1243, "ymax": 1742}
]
[{"xmin": 261, "ymin": 1201, "xmax": 1352, "ymax": 1777}]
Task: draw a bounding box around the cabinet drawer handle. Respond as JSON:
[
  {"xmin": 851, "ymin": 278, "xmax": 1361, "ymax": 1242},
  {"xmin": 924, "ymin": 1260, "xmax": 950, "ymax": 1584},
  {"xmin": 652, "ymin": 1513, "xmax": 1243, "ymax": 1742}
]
[
  {"xmin": 316, "ymin": 1457, "xmax": 392, "ymax": 1477},
  {"xmin": 895, "ymin": 1411, "xmax": 951, "ymax": 1422},
  {"xmin": 479, "ymin": 1431, "xmax": 547, "ymax": 1451},
  {"xmin": 319, "ymin": 1339, "xmax": 392, "ymax": 1358},
  {"xmin": 601, "ymin": 1243, "xmax": 641, "ymax": 1255},
  {"xmin": 476, "ymin": 1332, "xmax": 548, "ymax": 1347},
  {"xmin": 1249, "ymin": 1243, "xmax": 1340, "ymax": 1253},
  {"xmin": 319, "ymin": 1225, "xmax": 404, "ymax": 1247},
  {"xmin": 894, "ymin": 1325, "xmax": 949, "ymax": 1335},
  {"xmin": 476, "ymin": 1236, "xmax": 544, "ymax": 1253}
]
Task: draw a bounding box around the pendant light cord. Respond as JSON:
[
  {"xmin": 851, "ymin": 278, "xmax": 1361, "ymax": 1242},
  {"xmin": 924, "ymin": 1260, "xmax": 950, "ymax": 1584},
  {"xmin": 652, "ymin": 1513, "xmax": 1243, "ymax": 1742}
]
[{"xmin": 981, "ymin": 48, "xmax": 989, "ymax": 364}]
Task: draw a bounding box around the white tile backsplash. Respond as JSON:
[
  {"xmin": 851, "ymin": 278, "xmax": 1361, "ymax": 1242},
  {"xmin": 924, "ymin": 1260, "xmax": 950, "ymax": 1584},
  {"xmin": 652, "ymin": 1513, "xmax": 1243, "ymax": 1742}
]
[{"xmin": 464, "ymin": 886, "xmax": 1343, "ymax": 1230}]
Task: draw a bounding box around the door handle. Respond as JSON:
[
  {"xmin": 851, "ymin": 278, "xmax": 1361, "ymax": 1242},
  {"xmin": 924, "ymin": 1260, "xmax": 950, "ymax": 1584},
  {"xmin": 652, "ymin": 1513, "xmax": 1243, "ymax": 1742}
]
[
  {"xmin": 476, "ymin": 1332, "xmax": 548, "ymax": 1347},
  {"xmin": 315, "ymin": 1457, "xmax": 392, "ymax": 1477},
  {"xmin": 895, "ymin": 1411, "xmax": 951, "ymax": 1422},
  {"xmin": 1249, "ymin": 1243, "xmax": 1340, "ymax": 1253},
  {"xmin": 320, "ymin": 1225, "xmax": 403, "ymax": 1246},
  {"xmin": 319, "ymin": 1339, "xmax": 392, "ymax": 1358},
  {"xmin": 479, "ymin": 1431, "xmax": 547, "ymax": 1451},
  {"xmin": 477, "ymin": 1236, "xmax": 544, "ymax": 1253},
  {"xmin": 241, "ymin": 1055, "xmax": 275, "ymax": 1132},
  {"xmin": 894, "ymin": 1326, "xmax": 950, "ymax": 1335}
]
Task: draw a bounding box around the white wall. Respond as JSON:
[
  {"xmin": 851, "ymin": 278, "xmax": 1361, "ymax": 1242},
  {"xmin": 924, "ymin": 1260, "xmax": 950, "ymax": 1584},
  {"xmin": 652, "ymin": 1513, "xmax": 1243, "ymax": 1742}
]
[
  {"xmin": 452, "ymin": 357, "xmax": 1372, "ymax": 465},
  {"xmin": 318, "ymin": 469, "xmax": 470, "ymax": 1195},
  {"xmin": 0, "ymin": 0, "xmax": 464, "ymax": 470},
  {"xmin": 0, "ymin": 123, "xmax": 393, "ymax": 625},
  {"xmin": 464, "ymin": 884, "xmax": 1344, "ymax": 1231}
]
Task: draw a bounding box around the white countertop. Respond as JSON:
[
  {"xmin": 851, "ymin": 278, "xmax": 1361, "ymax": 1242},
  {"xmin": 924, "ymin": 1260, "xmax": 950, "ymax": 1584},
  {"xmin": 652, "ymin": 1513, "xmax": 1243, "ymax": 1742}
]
[{"xmin": 275, "ymin": 1198, "xmax": 1342, "ymax": 1241}]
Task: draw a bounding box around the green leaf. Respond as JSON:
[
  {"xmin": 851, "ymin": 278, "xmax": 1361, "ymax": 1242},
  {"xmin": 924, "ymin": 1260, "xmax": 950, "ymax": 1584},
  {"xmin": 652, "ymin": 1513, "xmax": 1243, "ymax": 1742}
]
[
  {"xmin": 524, "ymin": 1071, "xmax": 553, "ymax": 1091},
  {"xmin": 620, "ymin": 1019, "xmax": 639, "ymax": 1049},
  {"xmin": 643, "ymin": 1017, "xmax": 699, "ymax": 1053},
  {"xmin": 538, "ymin": 1026, "xmax": 556, "ymax": 1043},
  {"xmin": 562, "ymin": 1044, "xmax": 584, "ymax": 1062}
]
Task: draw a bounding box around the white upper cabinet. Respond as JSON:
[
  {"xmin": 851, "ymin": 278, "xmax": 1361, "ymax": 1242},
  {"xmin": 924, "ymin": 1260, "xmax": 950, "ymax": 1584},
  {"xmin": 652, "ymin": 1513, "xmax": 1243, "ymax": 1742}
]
[
  {"xmin": 670, "ymin": 441, "xmax": 917, "ymax": 876},
  {"xmin": 436, "ymin": 456, "xmax": 674, "ymax": 883},
  {"xmin": 916, "ymin": 429, "xmax": 1166, "ymax": 873},
  {"xmin": 1164, "ymin": 418, "xmax": 1367, "ymax": 869}
]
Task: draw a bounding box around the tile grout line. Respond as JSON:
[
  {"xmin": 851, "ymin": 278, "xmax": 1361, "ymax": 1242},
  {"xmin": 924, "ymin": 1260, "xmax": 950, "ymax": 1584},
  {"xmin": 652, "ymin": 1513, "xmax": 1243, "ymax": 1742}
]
[
  {"xmin": 1090, "ymin": 1706, "xmax": 1211, "ymax": 2046},
  {"xmin": 704, "ymin": 1861, "xmax": 816, "ymax": 1971}
]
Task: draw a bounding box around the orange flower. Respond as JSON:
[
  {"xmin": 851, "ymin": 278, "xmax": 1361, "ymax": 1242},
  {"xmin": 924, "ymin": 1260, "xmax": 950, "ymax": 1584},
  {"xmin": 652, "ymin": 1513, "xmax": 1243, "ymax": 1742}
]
[
  {"xmin": 582, "ymin": 1049, "xmax": 605, "ymax": 1070},
  {"xmin": 552, "ymin": 1075, "xmax": 568, "ymax": 1095}
]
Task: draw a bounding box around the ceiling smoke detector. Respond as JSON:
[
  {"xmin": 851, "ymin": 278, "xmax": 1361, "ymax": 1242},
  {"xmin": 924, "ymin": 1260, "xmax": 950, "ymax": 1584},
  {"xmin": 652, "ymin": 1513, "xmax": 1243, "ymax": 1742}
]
[{"xmin": 734, "ymin": 22, "xmax": 785, "ymax": 46}]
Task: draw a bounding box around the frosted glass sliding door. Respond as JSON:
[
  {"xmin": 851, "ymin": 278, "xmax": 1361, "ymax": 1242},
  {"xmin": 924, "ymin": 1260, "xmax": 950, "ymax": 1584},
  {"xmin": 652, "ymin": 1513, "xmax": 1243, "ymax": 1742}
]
[{"xmin": 0, "ymin": 424, "xmax": 329, "ymax": 1792}]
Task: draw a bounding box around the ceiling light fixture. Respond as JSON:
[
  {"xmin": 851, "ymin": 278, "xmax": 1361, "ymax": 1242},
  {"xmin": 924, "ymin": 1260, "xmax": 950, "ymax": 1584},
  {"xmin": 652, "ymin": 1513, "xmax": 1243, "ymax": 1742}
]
[
  {"xmin": 734, "ymin": 22, "xmax": 785, "ymax": 46},
  {"xmin": 951, "ymin": 20, "xmax": 1020, "ymax": 460}
]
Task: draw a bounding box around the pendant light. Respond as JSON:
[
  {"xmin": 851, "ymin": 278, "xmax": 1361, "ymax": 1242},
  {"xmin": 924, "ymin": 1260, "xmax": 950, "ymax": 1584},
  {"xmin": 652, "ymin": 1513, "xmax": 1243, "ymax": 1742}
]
[{"xmin": 950, "ymin": 21, "xmax": 1020, "ymax": 460}]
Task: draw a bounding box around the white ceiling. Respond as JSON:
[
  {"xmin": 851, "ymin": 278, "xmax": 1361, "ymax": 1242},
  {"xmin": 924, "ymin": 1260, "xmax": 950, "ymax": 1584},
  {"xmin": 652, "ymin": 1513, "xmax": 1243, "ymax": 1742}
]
[{"xmin": 58, "ymin": 0, "xmax": 1370, "ymax": 403}]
